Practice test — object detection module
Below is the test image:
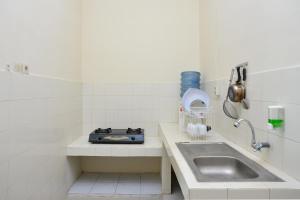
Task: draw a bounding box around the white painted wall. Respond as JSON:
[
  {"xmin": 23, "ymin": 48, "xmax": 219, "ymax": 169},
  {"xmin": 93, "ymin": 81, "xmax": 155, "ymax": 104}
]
[
  {"xmin": 199, "ymin": 0, "xmax": 300, "ymax": 81},
  {"xmin": 0, "ymin": 0, "xmax": 82, "ymax": 199},
  {"xmin": 0, "ymin": 0, "xmax": 82, "ymax": 81},
  {"xmin": 0, "ymin": 72, "xmax": 82, "ymax": 200},
  {"xmin": 81, "ymin": 0, "xmax": 200, "ymax": 83},
  {"xmin": 80, "ymin": 0, "xmax": 199, "ymax": 150},
  {"xmin": 199, "ymin": 0, "xmax": 300, "ymax": 181}
]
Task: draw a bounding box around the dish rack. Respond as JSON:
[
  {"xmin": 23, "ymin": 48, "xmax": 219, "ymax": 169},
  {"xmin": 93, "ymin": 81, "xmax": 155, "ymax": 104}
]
[{"xmin": 180, "ymin": 106, "xmax": 212, "ymax": 139}]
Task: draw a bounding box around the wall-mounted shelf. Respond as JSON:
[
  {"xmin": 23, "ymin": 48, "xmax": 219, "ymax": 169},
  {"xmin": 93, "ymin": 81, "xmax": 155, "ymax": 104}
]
[{"xmin": 67, "ymin": 136, "xmax": 162, "ymax": 157}]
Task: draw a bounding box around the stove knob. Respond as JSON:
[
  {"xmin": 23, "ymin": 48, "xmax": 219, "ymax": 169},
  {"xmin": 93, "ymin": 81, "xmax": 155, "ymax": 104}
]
[
  {"xmin": 95, "ymin": 128, "xmax": 101, "ymax": 133},
  {"xmin": 131, "ymin": 137, "xmax": 135, "ymax": 141},
  {"xmin": 127, "ymin": 128, "xmax": 132, "ymax": 134}
]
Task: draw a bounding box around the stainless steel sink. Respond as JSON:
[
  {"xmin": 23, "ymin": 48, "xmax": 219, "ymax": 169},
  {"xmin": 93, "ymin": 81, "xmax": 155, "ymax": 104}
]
[
  {"xmin": 193, "ymin": 156, "xmax": 259, "ymax": 179},
  {"xmin": 176, "ymin": 142, "xmax": 284, "ymax": 182}
]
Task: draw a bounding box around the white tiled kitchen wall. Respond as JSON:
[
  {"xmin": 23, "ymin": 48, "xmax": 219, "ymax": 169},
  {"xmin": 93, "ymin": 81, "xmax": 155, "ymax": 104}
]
[
  {"xmin": 82, "ymin": 83, "xmax": 180, "ymax": 137},
  {"xmin": 0, "ymin": 70, "xmax": 82, "ymax": 200},
  {"xmin": 204, "ymin": 65, "xmax": 300, "ymax": 181}
]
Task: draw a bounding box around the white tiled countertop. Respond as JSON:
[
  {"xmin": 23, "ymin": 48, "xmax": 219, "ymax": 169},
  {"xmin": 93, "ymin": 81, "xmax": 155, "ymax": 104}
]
[
  {"xmin": 67, "ymin": 136, "xmax": 162, "ymax": 157},
  {"xmin": 159, "ymin": 122, "xmax": 300, "ymax": 200}
]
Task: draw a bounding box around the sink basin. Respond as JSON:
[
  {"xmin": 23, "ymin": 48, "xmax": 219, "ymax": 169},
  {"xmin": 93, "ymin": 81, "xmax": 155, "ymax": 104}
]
[
  {"xmin": 193, "ymin": 156, "xmax": 259, "ymax": 179},
  {"xmin": 176, "ymin": 142, "xmax": 283, "ymax": 182}
]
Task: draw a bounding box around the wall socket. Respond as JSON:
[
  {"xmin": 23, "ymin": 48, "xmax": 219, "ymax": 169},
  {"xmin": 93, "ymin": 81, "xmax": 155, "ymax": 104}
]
[
  {"xmin": 13, "ymin": 63, "xmax": 29, "ymax": 74},
  {"xmin": 214, "ymin": 83, "xmax": 221, "ymax": 97}
]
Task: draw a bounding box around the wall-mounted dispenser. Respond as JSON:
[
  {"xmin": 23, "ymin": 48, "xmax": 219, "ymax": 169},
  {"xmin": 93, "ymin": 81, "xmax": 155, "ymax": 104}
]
[{"xmin": 267, "ymin": 106, "xmax": 284, "ymax": 130}]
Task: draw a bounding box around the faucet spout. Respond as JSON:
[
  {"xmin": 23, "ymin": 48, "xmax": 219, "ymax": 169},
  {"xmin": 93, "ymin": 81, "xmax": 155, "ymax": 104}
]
[{"xmin": 234, "ymin": 118, "xmax": 270, "ymax": 151}]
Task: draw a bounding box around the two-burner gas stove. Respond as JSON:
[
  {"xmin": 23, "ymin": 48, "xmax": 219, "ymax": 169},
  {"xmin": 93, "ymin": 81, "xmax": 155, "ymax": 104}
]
[{"xmin": 88, "ymin": 128, "xmax": 144, "ymax": 144}]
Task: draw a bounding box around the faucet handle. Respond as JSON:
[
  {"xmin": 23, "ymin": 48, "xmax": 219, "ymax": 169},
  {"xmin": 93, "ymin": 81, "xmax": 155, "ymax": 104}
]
[{"xmin": 253, "ymin": 142, "xmax": 270, "ymax": 152}]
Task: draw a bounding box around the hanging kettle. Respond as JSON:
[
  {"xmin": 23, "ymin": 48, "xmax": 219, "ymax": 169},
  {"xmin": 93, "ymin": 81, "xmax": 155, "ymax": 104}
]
[{"xmin": 228, "ymin": 64, "xmax": 247, "ymax": 103}]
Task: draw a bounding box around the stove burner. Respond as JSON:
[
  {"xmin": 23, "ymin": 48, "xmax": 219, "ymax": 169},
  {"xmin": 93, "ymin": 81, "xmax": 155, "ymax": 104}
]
[
  {"xmin": 127, "ymin": 128, "xmax": 142, "ymax": 134},
  {"xmin": 95, "ymin": 128, "xmax": 112, "ymax": 134},
  {"xmin": 89, "ymin": 128, "xmax": 144, "ymax": 144}
]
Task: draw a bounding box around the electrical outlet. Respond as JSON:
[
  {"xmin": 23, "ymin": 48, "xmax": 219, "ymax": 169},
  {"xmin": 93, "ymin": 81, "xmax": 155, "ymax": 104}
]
[
  {"xmin": 5, "ymin": 64, "xmax": 10, "ymax": 71},
  {"xmin": 24, "ymin": 65, "xmax": 29, "ymax": 74},
  {"xmin": 214, "ymin": 84, "xmax": 221, "ymax": 96},
  {"xmin": 13, "ymin": 63, "xmax": 29, "ymax": 74},
  {"xmin": 2, "ymin": 64, "xmax": 10, "ymax": 71},
  {"xmin": 13, "ymin": 63, "xmax": 22, "ymax": 72}
]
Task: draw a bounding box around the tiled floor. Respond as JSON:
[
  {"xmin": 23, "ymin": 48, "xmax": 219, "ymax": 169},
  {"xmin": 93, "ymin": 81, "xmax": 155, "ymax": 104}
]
[{"xmin": 68, "ymin": 173, "xmax": 162, "ymax": 200}]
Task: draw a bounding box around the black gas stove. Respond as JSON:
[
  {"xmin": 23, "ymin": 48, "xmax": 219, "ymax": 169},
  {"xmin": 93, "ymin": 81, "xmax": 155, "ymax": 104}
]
[{"xmin": 88, "ymin": 128, "xmax": 144, "ymax": 144}]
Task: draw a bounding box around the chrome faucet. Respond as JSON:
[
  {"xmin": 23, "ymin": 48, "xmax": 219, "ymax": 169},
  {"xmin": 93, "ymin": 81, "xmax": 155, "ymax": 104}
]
[{"xmin": 233, "ymin": 119, "xmax": 270, "ymax": 151}]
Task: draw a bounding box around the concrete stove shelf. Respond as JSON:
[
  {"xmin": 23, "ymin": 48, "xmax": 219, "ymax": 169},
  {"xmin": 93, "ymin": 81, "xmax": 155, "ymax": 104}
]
[{"xmin": 67, "ymin": 136, "xmax": 162, "ymax": 157}]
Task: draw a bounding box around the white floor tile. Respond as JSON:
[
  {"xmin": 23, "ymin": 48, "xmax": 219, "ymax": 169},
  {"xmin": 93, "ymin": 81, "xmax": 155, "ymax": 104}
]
[
  {"xmin": 69, "ymin": 173, "xmax": 99, "ymax": 194},
  {"xmin": 116, "ymin": 181, "xmax": 141, "ymax": 195},
  {"xmin": 90, "ymin": 174, "xmax": 118, "ymax": 194},
  {"xmin": 90, "ymin": 182, "xmax": 117, "ymax": 194},
  {"xmin": 98, "ymin": 173, "xmax": 119, "ymax": 182},
  {"xmin": 141, "ymin": 174, "xmax": 161, "ymax": 195},
  {"xmin": 141, "ymin": 182, "xmax": 161, "ymax": 195},
  {"xmin": 118, "ymin": 173, "xmax": 140, "ymax": 182},
  {"xmin": 69, "ymin": 173, "xmax": 163, "ymax": 197}
]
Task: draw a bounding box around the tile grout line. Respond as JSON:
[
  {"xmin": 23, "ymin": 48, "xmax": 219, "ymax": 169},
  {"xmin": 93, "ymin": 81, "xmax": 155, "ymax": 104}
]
[
  {"xmin": 114, "ymin": 173, "xmax": 120, "ymax": 195},
  {"xmin": 88, "ymin": 173, "xmax": 100, "ymax": 195},
  {"xmin": 139, "ymin": 173, "xmax": 142, "ymax": 197}
]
